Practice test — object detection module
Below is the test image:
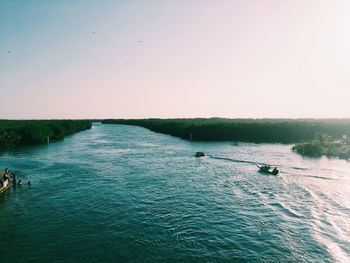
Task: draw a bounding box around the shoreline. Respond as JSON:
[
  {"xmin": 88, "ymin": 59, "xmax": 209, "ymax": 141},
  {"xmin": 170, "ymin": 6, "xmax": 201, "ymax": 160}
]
[
  {"xmin": 102, "ymin": 118, "xmax": 350, "ymax": 159},
  {"xmin": 0, "ymin": 120, "xmax": 92, "ymax": 154}
]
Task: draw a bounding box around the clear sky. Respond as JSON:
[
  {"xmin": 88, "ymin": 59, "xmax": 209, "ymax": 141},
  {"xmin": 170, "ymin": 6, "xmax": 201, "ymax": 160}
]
[{"xmin": 1, "ymin": 0, "xmax": 350, "ymax": 119}]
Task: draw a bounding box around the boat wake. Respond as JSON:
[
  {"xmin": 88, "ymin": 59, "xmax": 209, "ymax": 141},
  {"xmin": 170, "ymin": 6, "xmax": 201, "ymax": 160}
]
[
  {"xmin": 208, "ymin": 156, "xmax": 336, "ymax": 181},
  {"xmin": 208, "ymin": 156, "xmax": 262, "ymax": 165}
]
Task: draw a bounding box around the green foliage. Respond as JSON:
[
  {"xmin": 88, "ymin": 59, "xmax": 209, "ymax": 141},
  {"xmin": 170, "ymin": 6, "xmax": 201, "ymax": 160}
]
[
  {"xmin": 292, "ymin": 134, "xmax": 350, "ymax": 159},
  {"xmin": 0, "ymin": 120, "xmax": 92, "ymax": 152},
  {"xmin": 102, "ymin": 118, "xmax": 350, "ymax": 144},
  {"xmin": 0, "ymin": 128, "xmax": 21, "ymax": 153},
  {"xmin": 292, "ymin": 142, "xmax": 323, "ymax": 157},
  {"xmin": 102, "ymin": 118, "xmax": 350, "ymax": 159}
]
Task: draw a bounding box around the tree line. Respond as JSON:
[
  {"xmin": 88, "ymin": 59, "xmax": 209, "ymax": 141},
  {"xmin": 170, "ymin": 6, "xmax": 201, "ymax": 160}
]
[
  {"xmin": 0, "ymin": 120, "xmax": 92, "ymax": 152},
  {"xmin": 102, "ymin": 118, "xmax": 350, "ymax": 144}
]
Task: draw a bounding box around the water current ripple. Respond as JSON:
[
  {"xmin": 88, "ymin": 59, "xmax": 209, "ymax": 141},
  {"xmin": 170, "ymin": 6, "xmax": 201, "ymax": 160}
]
[{"xmin": 0, "ymin": 123, "xmax": 349, "ymax": 262}]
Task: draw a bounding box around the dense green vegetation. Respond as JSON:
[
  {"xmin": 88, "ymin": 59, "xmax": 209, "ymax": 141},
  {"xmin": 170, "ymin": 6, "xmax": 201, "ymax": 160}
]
[
  {"xmin": 0, "ymin": 120, "xmax": 92, "ymax": 153},
  {"xmin": 103, "ymin": 118, "xmax": 350, "ymax": 159},
  {"xmin": 102, "ymin": 118, "xmax": 350, "ymax": 144},
  {"xmin": 292, "ymin": 134, "xmax": 350, "ymax": 159}
]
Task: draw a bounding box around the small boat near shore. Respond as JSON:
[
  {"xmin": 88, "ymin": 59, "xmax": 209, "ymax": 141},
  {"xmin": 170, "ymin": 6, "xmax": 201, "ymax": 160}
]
[
  {"xmin": 0, "ymin": 170, "xmax": 10, "ymax": 194},
  {"xmin": 0, "ymin": 178, "xmax": 10, "ymax": 194},
  {"xmin": 257, "ymin": 164, "xmax": 279, "ymax": 175}
]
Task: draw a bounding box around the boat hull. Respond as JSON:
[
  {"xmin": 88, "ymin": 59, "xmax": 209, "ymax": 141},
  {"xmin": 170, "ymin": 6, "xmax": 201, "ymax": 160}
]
[
  {"xmin": 256, "ymin": 164, "xmax": 279, "ymax": 175},
  {"xmin": 0, "ymin": 179, "xmax": 10, "ymax": 194}
]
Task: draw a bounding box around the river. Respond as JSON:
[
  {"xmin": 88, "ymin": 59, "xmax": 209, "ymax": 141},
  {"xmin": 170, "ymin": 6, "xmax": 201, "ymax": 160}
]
[{"xmin": 0, "ymin": 123, "xmax": 349, "ymax": 262}]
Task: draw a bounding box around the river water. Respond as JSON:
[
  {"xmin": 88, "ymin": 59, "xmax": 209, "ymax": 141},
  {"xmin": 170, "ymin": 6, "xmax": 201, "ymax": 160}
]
[{"xmin": 0, "ymin": 123, "xmax": 349, "ymax": 262}]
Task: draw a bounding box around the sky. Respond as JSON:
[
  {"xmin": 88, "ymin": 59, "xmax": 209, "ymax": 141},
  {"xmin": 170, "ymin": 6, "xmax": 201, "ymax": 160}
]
[{"xmin": 1, "ymin": 0, "xmax": 350, "ymax": 119}]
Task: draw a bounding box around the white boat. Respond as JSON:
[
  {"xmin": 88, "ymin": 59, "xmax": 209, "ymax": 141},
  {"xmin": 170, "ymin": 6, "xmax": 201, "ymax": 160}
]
[{"xmin": 0, "ymin": 178, "xmax": 10, "ymax": 194}]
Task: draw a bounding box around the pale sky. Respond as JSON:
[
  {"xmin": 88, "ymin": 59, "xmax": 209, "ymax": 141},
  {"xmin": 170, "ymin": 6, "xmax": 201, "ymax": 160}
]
[{"xmin": 1, "ymin": 0, "xmax": 350, "ymax": 119}]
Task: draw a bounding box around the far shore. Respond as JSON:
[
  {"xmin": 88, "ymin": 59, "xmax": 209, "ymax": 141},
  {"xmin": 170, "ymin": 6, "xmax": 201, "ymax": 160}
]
[
  {"xmin": 102, "ymin": 118, "xmax": 350, "ymax": 159},
  {"xmin": 0, "ymin": 120, "xmax": 92, "ymax": 153},
  {"xmin": 1, "ymin": 118, "xmax": 349, "ymax": 159}
]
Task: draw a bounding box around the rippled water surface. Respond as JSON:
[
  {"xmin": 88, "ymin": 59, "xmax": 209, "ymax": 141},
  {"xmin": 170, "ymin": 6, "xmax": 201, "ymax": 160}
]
[{"xmin": 1, "ymin": 124, "xmax": 349, "ymax": 262}]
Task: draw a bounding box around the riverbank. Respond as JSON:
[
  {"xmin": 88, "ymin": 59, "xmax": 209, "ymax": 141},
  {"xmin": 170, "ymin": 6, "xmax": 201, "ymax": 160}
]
[
  {"xmin": 1, "ymin": 123, "xmax": 348, "ymax": 262},
  {"xmin": 102, "ymin": 118, "xmax": 350, "ymax": 144},
  {"xmin": 292, "ymin": 136, "xmax": 350, "ymax": 159},
  {"xmin": 0, "ymin": 120, "xmax": 92, "ymax": 153}
]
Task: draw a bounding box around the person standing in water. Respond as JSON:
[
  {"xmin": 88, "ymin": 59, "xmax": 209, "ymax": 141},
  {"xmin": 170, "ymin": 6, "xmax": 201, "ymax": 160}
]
[{"xmin": 12, "ymin": 173, "xmax": 17, "ymax": 185}]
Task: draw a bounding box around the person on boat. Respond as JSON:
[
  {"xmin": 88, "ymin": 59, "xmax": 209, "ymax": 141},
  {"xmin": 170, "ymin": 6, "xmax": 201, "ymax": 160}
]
[
  {"xmin": 3, "ymin": 168, "xmax": 8, "ymax": 178},
  {"xmin": 3, "ymin": 172, "xmax": 8, "ymax": 181},
  {"xmin": 272, "ymin": 167, "xmax": 278, "ymax": 174},
  {"xmin": 261, "ymin": 164, "xmax": 270, "ymax": 170}
]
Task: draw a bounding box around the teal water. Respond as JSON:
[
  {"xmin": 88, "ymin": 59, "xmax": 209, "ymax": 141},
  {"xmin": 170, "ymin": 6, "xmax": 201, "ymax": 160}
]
[{"xmin": 0, "ymin": 123, "xmax": 349, "ymax": 262}]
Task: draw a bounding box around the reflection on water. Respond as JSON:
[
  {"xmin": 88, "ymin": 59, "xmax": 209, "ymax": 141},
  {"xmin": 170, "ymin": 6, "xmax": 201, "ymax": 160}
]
[{"xmin": 0, "ymin": 123, "xmax": 349, "ymax": 262}]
